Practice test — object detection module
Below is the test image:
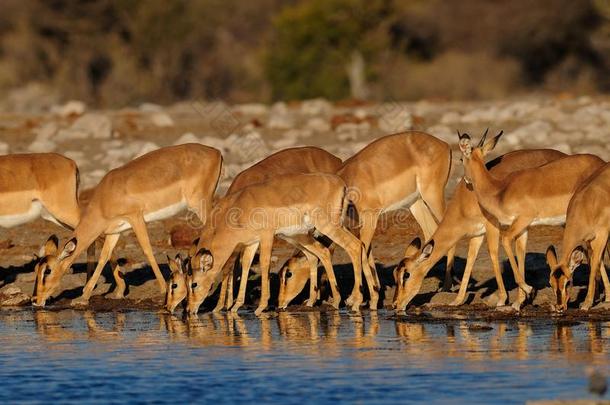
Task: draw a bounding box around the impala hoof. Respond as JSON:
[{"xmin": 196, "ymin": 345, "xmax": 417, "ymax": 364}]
[{"xmin": 71, "ymin": 297, "xmax": 89, "ymax": 307}]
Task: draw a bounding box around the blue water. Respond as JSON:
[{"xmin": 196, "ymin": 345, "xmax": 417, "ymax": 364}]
[{"xmin": 0, "ymin": 309, "xmax": 608, "ymax": 404}]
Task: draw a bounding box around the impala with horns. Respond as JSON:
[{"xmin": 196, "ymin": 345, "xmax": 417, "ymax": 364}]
[
  {"xmin": 390, "ymin": 148, "xmax": 566, "ymax": 311},
  {"xmin": 185, "ymin": 173, "xmax": 366, "ymax": 316},
  {"xmin": 546, "ymin": 162, "xmax": 610, "ymax": 313},
  {"xmin": 279, "ymin": 131, "xmax": 453, "ymax": 310},
  {"xmin": 165, "ymin": 146, "xmax": 342, "ymax": 313},
  {"xmin": 34, "ymin": 143, "xmax": 222, "ymax": 307},
  {"xmin": 458, "ymin": 129, "xmax": 604, "ymax": 309}
]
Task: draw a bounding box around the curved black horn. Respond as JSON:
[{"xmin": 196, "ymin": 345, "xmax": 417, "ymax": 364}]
[{"xmin": 477, "ymin": 128, "xmax": 489, "ymax": 147}]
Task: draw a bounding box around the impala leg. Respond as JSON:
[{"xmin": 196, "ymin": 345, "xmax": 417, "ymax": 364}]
[
  {"xmin": 347, "ymin": 211, "xmax": 378, "ymax": 306},
  {"xmin": 130, "ymin": 215, "xmax": 166, "ymax": 293},
  {"xmin": 500, "ymin": 218, "xmax": 533, "ymax": 309},
  {"xmin": 109, "ymin": 258, "xmax": 126, "ymax": 299},
  {"xmin": 450, "ymin": 235, "xmax": 484, "ymax": 306},
  {"xmin": 232, "ymin": 243, "xmax": 258, "ymax": 313},
  {"xmin": 310, "ymin": 243, "xmax": 340, "ymax": 309},
  {"xmin": 290, "ymin": 234, "xmax": 340, "ymax": 308},
  {"xmin": 297, "ymin": 249, "xmax": 319, "ymax": 307},
  {"xmin": 358, "ymin": 213, "xmax": 380, "ymax": 292},
  {"xmin": 86, "ymin": 244, "xmax": 96, "ymax": 281},
  {"xmin": 513, "ymin": 231, "xmax": 529, "ymax": 309},
  {"xmin": 317, "ymin": 222, "xmax": 371, "ymax": 311},
  {"xmin": 213, "ymin": 270, "xmax": 230, "ymax": 312},
  {"xmin": 598, "ymin": 239, "xmax": 610, "ymax": 303},
  {"xmin": 582, "ymin": 236, "xmax": 607, "ymax": 310},
  {"xmin": 486, "ymin": 222, "xmax": 508, "ymax": 306},
  {"xmin": 72, "ymin": 233, "xmax": 120, "ymax": 305},
  {"xmin": 226, "ymin": 268, "xmax": 234, "ymax": 309},
  {"xmin": 255, "ymin": 234, "xmax": 274, "ymax": 316}
]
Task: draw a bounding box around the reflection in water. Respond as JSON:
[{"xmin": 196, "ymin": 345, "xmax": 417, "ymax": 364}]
[{"xmin": 1, "ymin": 309, "xmax": 609, "ymax": 403}]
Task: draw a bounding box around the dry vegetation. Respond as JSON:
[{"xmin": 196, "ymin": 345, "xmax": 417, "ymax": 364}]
[{"xmin": 1, "ymin": 0, "xmax": 610, "ymax": 108}]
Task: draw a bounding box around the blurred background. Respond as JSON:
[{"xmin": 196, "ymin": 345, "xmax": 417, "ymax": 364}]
[{"xmin": 2, "ymin": 0, "xmax": 610, "ymax": 108}]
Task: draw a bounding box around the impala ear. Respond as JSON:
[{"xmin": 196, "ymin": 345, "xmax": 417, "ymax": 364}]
[
  {"xmin": 418, "ymin": 241, "xmax": 434, "ymax": 263},
  {"xmin": 545, "ymin": 246, "xmax": 558, "ymax": 269},
  {"xmin": 39, "ymin": 235, "xmax": 59, "ymax": 257},
  {"xmin": 457, "ymin": 131, "xmax": 472, "ymax": 158},
  {"xmin": 568, "ymin": 246, "xmax": 586, "ymax": 271},
  {"xmin": 174, "ymin": 254, "xmax": 183, "ymax": 270},
  {"xmin": 481, "ymin": 130, "xmax": 503, "ymax": 156},
  {"xmin": 195, "ymin": 248, "xmax": 213, "ymax": 272},
  {"xmin": 58, "ymin": 237, "xmax": 77, "ymax": 260},
  {"xmin": 188, "ymin": 237, "xmax": 200, "ymax": 258},
  {"xmin": 404, "ymin": 237, "xmax": 422, "ymax": 259}
]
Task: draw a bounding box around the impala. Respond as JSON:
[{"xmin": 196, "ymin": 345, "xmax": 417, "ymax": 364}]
[
  {"xmin": 458, "ymin": 130, "xmax": 604, "ymax": 309},
  {"xmin": 546, "ymin": 162, "xmax": 610, "ymax": 312},
  {"xmin": 166, "ymin": 146, "xmax": 342, "ymax": 313},
  {"xmin": 33, "ymin": 143, "xmax": 223, "ymax": 306},
  {"xmin": 185, "ymin": 173, "xmax": 366, "ymax": 315},
  {"xmin": 391, "ymin": 149, "xmax": 566, "ymax": 311},
  {"xmin": 279, "ymin": 131, "xmax": 453, "ymax": 310}
]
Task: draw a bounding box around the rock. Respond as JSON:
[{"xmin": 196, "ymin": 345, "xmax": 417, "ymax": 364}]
[
  {"xmin": 51, "ymin": 100, "xmax": 86, "ymax": 117},
  {"xmin": 28, "ymin": 139, "xmax": 57, "ymax": 153},
  {"xmin": 174, "ymin": 132, "xmax": 200, "ymax": 145},
  {"xmin": 305, "ymin": 117, "xmax": 331, "ymax": 132},
  {"xmin": 300, "ymin": 98, "xmax": 332, "ymax": 116},
  {"xmin": 139, "ymin": 102, "xmax": 163, "ymax": 112},
  {"xmin": 199, "ymin": 136, "xmax": 227, "ymax": 151},
  {"xmin": 0, "ymin": 285, "xmax": 29, "ymax": 306},
  {"xmin": 57, "ymin": 113, "xmax": 112, "ymax": 140},
  {"xmin": 1, "ymin": 82, "xmax": 59, "ymax": 113},
  {"xmin": 268, "ymin": 102, "xmax": 294, "ymax": 129},
  {"xmin": 268, "ymin": 113, "xmax": 295, "ymax": 130},
  {"xmin": 226, "ymin": 131, "xmax": 269, "ymax": 163},
  {"xmin": 425, "ymin": 125, "xmax": 454, "ymax": 144},
  {"xmin": 234, "ymin": 103, "xmax": 269, "ymax": 116},
  {"xmin": 272, "ymin": 137, "xmax": 298, "ymax": 150},
  {"xmin": 428, "ymin": 291, "xmax": 458, "ymax": 305},
  {"xmin": 460, "ymin": 106, "xmax": 498, "ymax": 123},
  {"xmin": 34, "ymin": 122, "xmax": 58, "ymax": 140},
  {"xmin": 134, "ymin": 142, "xmax": 159, "ymax": 158},
  {"xmin": 440, "ymin": 111, "xmax": 461, "ymax": 124},
  {"xmin": 150, "ymin": 112, "xmax": 174, "ymax": 127},
  {"xmin": 0, "ymin": 141, "xmax": 8, "ymax": 155},
  {"xmin": 0, "ymin": 285, "xmax": 21, "ymax": 296},
  {"xmin": 169, "ymin": 224, "xmax": 199, "ymax": 249},
  {"xmin": 552, "ymin": 143, "xmax": 572, "ymax": 154},
  {"xmin": 378, "ymin": 107, "xmax": 412, "ymax": 133}
]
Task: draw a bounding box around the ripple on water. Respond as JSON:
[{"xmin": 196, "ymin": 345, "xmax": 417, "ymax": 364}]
[{"xmin": 0, "ymin": 309, "xmax": 607, "ymax": 404}]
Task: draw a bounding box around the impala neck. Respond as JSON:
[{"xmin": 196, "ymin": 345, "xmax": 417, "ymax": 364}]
[{"xmin": 466, "ymin": 154, "xmax": 503, "ymax": 217}]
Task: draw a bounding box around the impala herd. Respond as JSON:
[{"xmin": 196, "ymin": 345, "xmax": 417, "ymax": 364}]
[{"xmin": 1, "ymin": 129, "xmax": 608, "ymax": 316}]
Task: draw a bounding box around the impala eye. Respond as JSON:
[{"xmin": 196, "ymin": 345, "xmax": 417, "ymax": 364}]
[
  {"xmin": 44, "ymin": 268, "xmax": 51, "ymax": 276},
  {"xmin": 403, "ymin": 272, "xmax": 410, "ymax": 280},
  {"xmin": 285, "ymin": 271, "xmax": 292, "ymax": 279},
  {"xmin": 171, "ymin": 283, "xmax": 178, "ymax": 289},
  {"xmin": 191, "ymin": 282, "xmax": 198, "ymax": 289}
]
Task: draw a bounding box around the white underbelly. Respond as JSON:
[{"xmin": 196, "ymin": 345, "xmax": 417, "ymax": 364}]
[
  {"xmin": 276, "ymin": 213, "xmax": 314, "ymax": 236},
  {"xmin": 0, "ymin": 200, "xmax": 44, "ymax": 228},
  {"xmin": 382, "ymin": 191, "xmax": 418, "ymax": 214},
  {"xmin": 111, "ymin": 200, "xmax": 188, "ymax": 234},
  {"xmin": 531, "ymin": 215, "xmax": 566, "ymax": 227}
]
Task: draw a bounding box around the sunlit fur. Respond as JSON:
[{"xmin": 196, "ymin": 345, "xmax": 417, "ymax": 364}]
[
  {"xmin": 164, "ymin": 255, "xmax": 188, "ymax": 313},
  {"xmin": 278, "ymin": 254, "xmax": 310, "ymax": 309}
]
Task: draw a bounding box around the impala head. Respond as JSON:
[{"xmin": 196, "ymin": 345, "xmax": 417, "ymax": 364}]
[
  {"xmin": 164, "ymin": 254, "xmax": 188, "ymax": 313},
  {"xmin": 392, "ymin": 237, "xmax": 429, "ymax": 307},
  {"xmin": 278, "ymin": 253, "xmax": 310, "ymax": 309},
  {"xmin": 33, "ymin": 235, "xmax": 77, "ymax": 307},
  {"xmin": 457, "ymin": 129, "xmax": 504, "ymax": 186},
  {"xmin": 186, "ymin": 248, "xmax": 215, "ymax": 315},
  {"xmin": 546, "ymin": 245, "xmax": 586, "ymax": 314}
]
